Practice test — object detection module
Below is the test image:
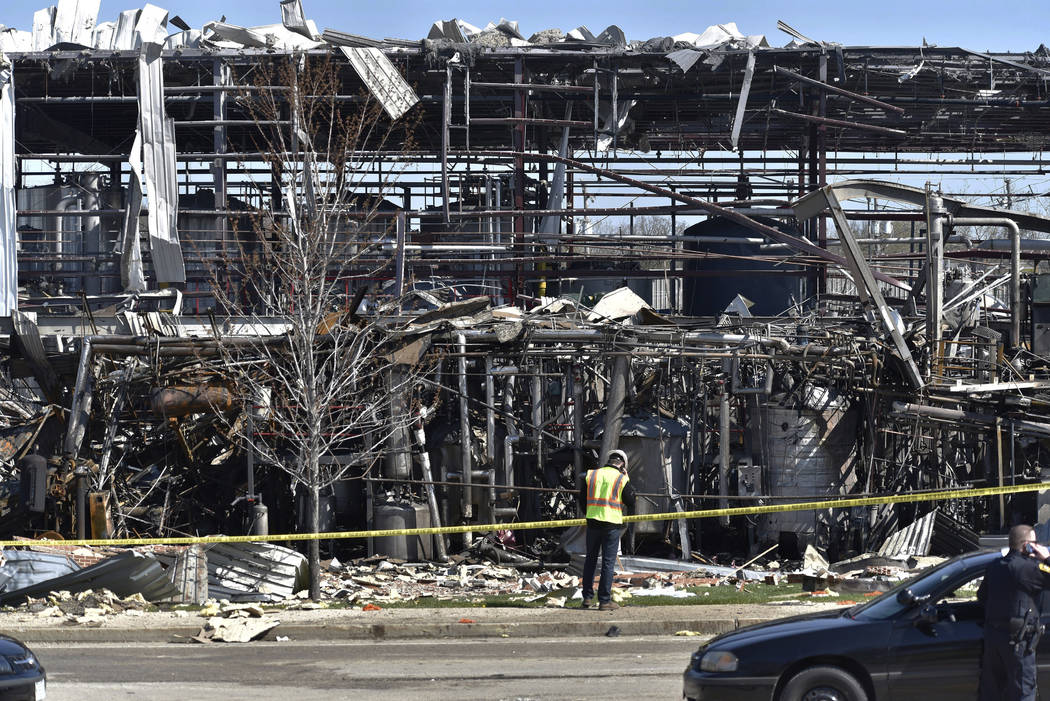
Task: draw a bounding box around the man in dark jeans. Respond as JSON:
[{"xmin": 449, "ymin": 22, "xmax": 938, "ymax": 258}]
[{"xmin": 579, "ymin": 449, "xmax": 636, "ymax": 611}]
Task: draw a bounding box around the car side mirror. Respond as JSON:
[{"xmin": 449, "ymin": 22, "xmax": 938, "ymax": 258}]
[
  {"xmin": 918, "ymin": 602, "xmax": 939, "ymax": 626},
  {"xmin": 897, "ymin": 588, "xmax": 930, "ymax": 607}
]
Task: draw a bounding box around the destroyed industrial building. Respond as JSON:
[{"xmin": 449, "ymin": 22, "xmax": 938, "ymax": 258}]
[{"xmin": 0, "ymin": 1, "xmax": 1048, "ymax": 587}]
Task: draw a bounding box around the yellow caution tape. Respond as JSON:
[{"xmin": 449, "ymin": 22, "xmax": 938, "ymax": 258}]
[{"xmin": 1, "ymin": 480, "xmax": 1046, "ymax": 548}]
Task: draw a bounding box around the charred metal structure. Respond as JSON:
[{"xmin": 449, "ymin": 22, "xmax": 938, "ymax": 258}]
[{"xmin": 1, "ymin": 8, "xmax": 1050, "ymax": 561}]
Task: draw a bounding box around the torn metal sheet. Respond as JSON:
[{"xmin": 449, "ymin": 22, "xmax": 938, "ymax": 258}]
[
  {"xmin": 202, "ymin": 21, "xmax": 323, "ymax": 50},
  {"xmin": 673, "ymin": 23, "xmax": 767, "ymax": 50},
  {"xmin": 206, "ymin": 542, "xmax": 308, "ymax": 602},
  {"xmin": 280, "ymin": 0, "xmax": 318, "ymax": 40},
  {"xmin": 0, "ymin": 29, "xmax": 31, "ymax": 54},
  {"xmin": 666, "ymin": 49, "xmax": 704, "ymax": 74},
  {"xmin": 0, "ymin": 551, "xmax": 79, "ymax": 593},
  {"xmin": 31, "ymin": 7, "xmax": 57, "ymax": 50},
  {"xmin": 338, "ymin": 47, "xmax": 419, "ymax": 121},
  {"xmin": 137, "ymin": 41, "xmax": 185, "ymax": 284},
  {"xmin": 120, "ymin": 129, "xmax": 147, "ymax": 293},
  {"xmin": 53, "ymin": 0, "xmax": 100, "ymax": 47},
  {"xmin": 596, "ymin": 99, "xmax": 637, "ymax": 151},
  {"xmin": 0, "ymin": 54, "xmax": 14, "ymax": 315},
  {"xmin": 539, "ymin": 103, "xmax": 573, "ymax": 242},
  {"xmin": 427, "ymin": 19, "xmax": 481, "ymax": 44},
  {"xmin": 587, "ymin": 286, "xmax": 651, "ymax": 322},
  {"xmin": 0, "ymin": 550, "xmax": 179, "ymax": 605},
  {"xmin": 730, "ymin": 52, "xmax": 756, "ymax": 150},
  {"xmin": 618, "ymin": 555, "xmax": 768, "ymax": 582}
]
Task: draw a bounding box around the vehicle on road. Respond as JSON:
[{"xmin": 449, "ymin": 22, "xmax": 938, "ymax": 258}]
[
  {"xmin": 683, "ymin": 549, "xmax": 1028, "ymax": 701},
  {"xmin": 0, "ymin": 634, "xmax": 46, "ymax": 700}
]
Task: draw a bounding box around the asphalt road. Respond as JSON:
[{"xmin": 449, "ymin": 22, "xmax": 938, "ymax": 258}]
[{"xmin": 34, "ymin": 636, "xmax": 705, "ymax": 700}]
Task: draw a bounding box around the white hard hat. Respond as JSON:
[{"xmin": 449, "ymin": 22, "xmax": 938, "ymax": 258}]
[{"xmin": 607, "ymin": 449, "xmax": 628, "ymax": 467}]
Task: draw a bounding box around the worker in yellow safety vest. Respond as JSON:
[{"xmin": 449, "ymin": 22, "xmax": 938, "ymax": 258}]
[{"xmin": 579, "ymin": 449, "xmax": 636, "ymax": 611}]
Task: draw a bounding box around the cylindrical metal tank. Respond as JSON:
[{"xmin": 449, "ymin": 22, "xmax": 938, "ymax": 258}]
[
  {"xmin": 752, "ymin": 386, "xmax": 858, "ymax": 550},
  {"xmin": 594, "ymin": 414, "xmax": 688, "ymax": 535},
  {"xmin": 371, "ymin": 499, "xmax": 433, "ymax": 561}
]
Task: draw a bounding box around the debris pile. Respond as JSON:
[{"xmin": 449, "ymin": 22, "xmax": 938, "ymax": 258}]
[
  {"xmin": 19, "ymin": 588, "xmax": 150, "ymax": 626},
  {"xmin": 193, "ymin": 602, "xmax": 281, "ymax": 643},
  {"xmin": 319, "ymin": 556, "xmax": 573, "ymax": 605}
]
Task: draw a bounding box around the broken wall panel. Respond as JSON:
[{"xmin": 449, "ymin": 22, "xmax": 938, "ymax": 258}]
[
  {"xmin": 0, "ymin": 55, "xmax": 15, "ymax": 316},
  {"xmin": 137, "ymin": 41, "xmax": 185, "ymax": 284}
]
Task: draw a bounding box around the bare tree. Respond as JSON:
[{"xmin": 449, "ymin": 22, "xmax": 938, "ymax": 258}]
[{"xmin": 203, "ymin": 53, "xmax": 425, "ymax": 598}]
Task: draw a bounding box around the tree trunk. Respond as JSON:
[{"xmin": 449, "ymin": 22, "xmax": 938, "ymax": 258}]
[{"xmin": 309, "ymin": 476, "xmax": 321, "ymax": 601}]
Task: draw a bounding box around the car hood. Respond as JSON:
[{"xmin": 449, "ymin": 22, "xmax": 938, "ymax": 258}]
[
  {"xmin": 0, "ymin": 634, "xmax": 30, "ymax": 656},
  {"xmin": 707, "ymin": 607, "xmax": 858, "ymax": 649}
]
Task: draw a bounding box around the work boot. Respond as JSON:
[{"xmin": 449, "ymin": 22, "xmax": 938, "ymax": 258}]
[
  {"xmin": 598, "ymin": 601, "xmax": 620, "ymax": 611},
  {"xmin": 580, "ymin": 597, "xmax": 594, "ymax": 609}
]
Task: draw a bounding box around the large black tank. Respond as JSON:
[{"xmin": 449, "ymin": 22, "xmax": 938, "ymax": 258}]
[{"xmin": 683, "ymin": 215, "xmax": 809, "ymax": 316}]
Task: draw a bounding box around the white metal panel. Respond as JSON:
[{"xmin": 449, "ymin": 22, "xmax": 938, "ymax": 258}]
[
  {"xmin": 0, "ymin": 30, "xmax": 31, "ymax": 54},
  {"xmin": 138, "ymin": 43, "xmax": 185, "ymax": 284},
  {"xmin": 339, "ymin": 47, "xmax": 420, "ymax": 121},
  {"xmin": 31, "ymin": 8, "xmax": 56, "ymax": 51},
  {"xmin": 120, "ymin": 130, "xmax": 147, "ymax": 293},
  {"xmin": 134, "ymin": 4, "xmax": 168, "ymax": 46},
  {"xmin": 54, "ymin": 0, "xmax": 100, "ymax": 46},
  {"xmin": 111, "ymin": 9, "xmax": 141, "ymax": 51},
  {"xmin": 0, "ymin": 56, "xmax": 17, "ymax": 315},
  {"xmin": 91, "ymin": 21, "xmax": 115, "ymax": 50},
  {"xmin": 280, "ymin": 0, "xmax": 314, "ymax": 39}
]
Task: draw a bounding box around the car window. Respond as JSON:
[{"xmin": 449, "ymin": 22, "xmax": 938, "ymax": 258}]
[
  {"xmin": 852, "ymin": 557, "xmax": 990, "ymax": 620},
  {"xmin": 943, "ymin": 574, "xmax": 983, "ymax": 604}
]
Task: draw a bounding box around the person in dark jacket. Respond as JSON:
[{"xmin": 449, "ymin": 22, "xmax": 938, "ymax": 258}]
[
  {"xmin": 579, "ymin": 449, "xmax": 636, "ymax": 611},
  {"xmin": 978, "ymin": 524, "xmax": 1050, "ymax": 701}
]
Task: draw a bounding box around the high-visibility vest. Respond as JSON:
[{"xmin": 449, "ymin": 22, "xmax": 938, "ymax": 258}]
[{"xmin": 585, "ymin": 466, "xmax": 629, "ymax": 524}]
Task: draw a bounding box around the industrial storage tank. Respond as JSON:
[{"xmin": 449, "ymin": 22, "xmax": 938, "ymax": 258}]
[
  {"xmin": 371, "ymin": 499, "xmax": 434, "ymax": 561},
  {"xmin": 594, "ymin": 413, "xmax": 689, "ymax": 536},
  {"xmin": 682, "ymin": 215, "xmax": 809, "ymax": 316},
  {"xmin": 751, "ymin": 385, "xmax": 858, "ymax": 554}
]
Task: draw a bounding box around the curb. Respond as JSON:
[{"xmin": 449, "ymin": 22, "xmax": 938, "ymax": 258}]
[{"xmin": 9, "ymin": 616, "xmax": 769, "ymax": 644}]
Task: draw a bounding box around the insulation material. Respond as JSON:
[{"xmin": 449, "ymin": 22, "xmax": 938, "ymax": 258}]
[
  {"xmin": 53, "ymin": 0, "xmax": 101, "ymax": 46},
  {"xmin": 338, "ymin": 47, "xmax": 419, "ymax": 121},
  {"xmin": 137, "ymin": 41, "xmax": 185, "ymax": 284},
  {"xmin": 0, "ymin": 55, "xmax": 16, "ymax": 315}
]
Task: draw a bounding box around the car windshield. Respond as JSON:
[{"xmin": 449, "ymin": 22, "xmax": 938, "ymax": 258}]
[{"xmin": 849, "ymin": 555, "xmax": 983, "ymax": 620}]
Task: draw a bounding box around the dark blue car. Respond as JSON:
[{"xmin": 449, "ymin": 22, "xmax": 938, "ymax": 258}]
[
  {"xmin": 683, "ymin": 549, "xmax": 1028, "ymax": 701},
  {"xmin": 0, "ymin": 634, "xmax": 46, "ymax": 700}
]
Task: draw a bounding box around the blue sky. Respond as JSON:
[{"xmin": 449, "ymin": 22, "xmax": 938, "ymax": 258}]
[{"xmin": 3, "ymin": 0, "xmax": 1050, "ymax": 52}]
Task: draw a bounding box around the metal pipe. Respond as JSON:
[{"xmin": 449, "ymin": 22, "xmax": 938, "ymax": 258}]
[
  {"xmin": 598, "ymin": 355, "xmax": 629, "ymax": 466},
  {"xmin": 571, "ymin": 364, "xmax": 584, "ymax": 476},
  {"xmin": 484, "ymin": 355, "xmax": 497, "ymax": 510},
  {"xmin": 773, "ymin": 65, "xmax": 906, "ymax": 114},
  {"xmin": 892, "ymin": 401, "xmax": 1050, "ymax": 438},
  {"xmin": 503, "ymin": 373, "xmax": 518, "ymax": 498},
  {"xmin": 531, "ymin": 367, "xmax": 544, "ymax": 478},
  {"xmin": 63, "ymin": 338, "xmax": 94, "ymax": 459},
  {"xmin": 457, "ymin": 328, "xmax": 794, "ymax": 353},
  {"xmin": 456, "ymin": 334, "xmax": 473, "ymax": 542},
  {"xmin": 413, "ymin": 415, "xmax": 447, "ymax": 561},
  {"xmin": 951, "ymin": 217, "xmax": 1022, "ymax": 346},
  {"xmin": 718, "ymin": 388, "xmax": 731, "ymax": 527}
]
